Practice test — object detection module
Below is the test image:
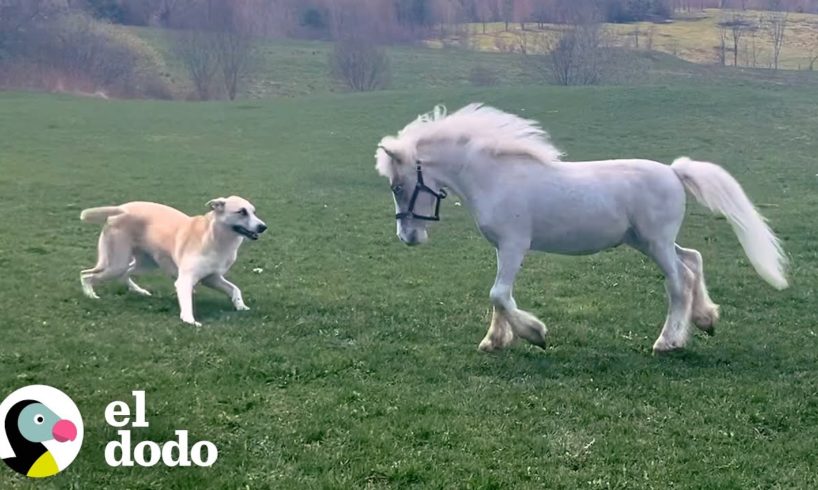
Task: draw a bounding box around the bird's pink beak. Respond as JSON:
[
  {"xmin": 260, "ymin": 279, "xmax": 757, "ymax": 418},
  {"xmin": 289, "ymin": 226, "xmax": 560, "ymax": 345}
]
[{"xmin": 52, "ymin": 419, "xmax": 77, "ymax": 442}]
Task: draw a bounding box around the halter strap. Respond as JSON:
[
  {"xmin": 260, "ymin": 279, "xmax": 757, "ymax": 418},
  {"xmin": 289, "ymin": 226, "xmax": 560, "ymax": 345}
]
[{"xmin": 395, "ymin": 162, "xmax": 447, "ymax": 221}]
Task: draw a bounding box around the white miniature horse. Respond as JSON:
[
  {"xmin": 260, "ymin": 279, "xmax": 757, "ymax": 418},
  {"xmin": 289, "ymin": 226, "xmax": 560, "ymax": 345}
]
[{"xmin": 375, "ymin": 104, "xmax": 788, "ymax": 353}]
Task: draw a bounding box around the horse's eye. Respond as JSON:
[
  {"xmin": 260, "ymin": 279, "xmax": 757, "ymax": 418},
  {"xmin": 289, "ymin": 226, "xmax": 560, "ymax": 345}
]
[
  {"xmin": 238, "ymin": 208, "xmax": 248, "ymax": 216},
  {"xmin": 391, "ymin": 185, "xmax": 403, "ymax": 195}
]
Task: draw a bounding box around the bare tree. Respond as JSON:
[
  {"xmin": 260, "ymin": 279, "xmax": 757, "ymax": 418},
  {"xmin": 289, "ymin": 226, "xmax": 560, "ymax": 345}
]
[
  {"xmin": 719, "ymin": 12, "xmax": 751, "ymax": 67},
  {"xmin": 216, "ymin": 29, "xmax": 251, "ymax": 100},
  {"xmin": 329, "ymin": 37, "xmax": 390, "ymax": 91},
  {"xmin": 212, "ymin": 2, "xmax": 253, "ymax": 100},
  {"xmin": 717, "ymin": 22, "xmax": 728, "ymax": 66},
  {"xmin": 766, "ymin": 10, "xmax": 787, "ymax": 71},
  {"xmin": 646, "ymin": 26, "xmax": 656, "ymax": 51},
  {"xmin": 515, "ymin": 0, "xmax": 533, "ymax": 30},
  {"xmin": 175, "ymin": 29, "xmax": 219, "ymax": 99},
  {"xmin": 527, "ymin": 0, "xmax": 612, "ymax": 86},
  {"xmin": 531, "ymin": 0, "xmax": 550, "ymax": 29},
  {"xmin": 806, "ymin": 27, "xmax": 818, "ymax": 71},
  {"xmin": 542, "ymin": 14, "xmax": 608, "ymax": 86},
  {"xmin": 172, "ymin": 0, "xmax": 254, "ymax": 100},
  {"xmin": 431, "ymin": 0, "xmax": 462, "ymax": 40},
  {"xmin": 473, "ymin": 0, "xmax": 493, "ymax": 34},
  {"xmin": 500, "ymin": 0, "xmax": 513, "ymax": 31},
  {"xmin": 325, "ymin": 0, "xmax": 400, "ymax": 42},
  {"xmin": 0, "ymin": 0, "xmax": 63, "ymax": 56},
  {"xmin": 516, "ymin": 30, "xmax": 531, "ymax": 54},
  {"xmin": 746, "ymin": 20, "xmax": 760, "ymax": 67}
]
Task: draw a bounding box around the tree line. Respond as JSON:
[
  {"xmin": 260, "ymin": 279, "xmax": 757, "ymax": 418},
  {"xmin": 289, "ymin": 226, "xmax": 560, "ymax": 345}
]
[
  {"xmin": 2, "ymin": 0, "xmax": 816, "ymax": 99},
  {"xmin": 65, "ymin": 1, "xmax": 818, "ymax": 39}
]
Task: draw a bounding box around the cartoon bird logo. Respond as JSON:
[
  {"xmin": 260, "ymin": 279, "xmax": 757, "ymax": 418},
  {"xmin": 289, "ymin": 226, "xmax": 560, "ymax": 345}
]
[{"xmin": 0, "ymin": 386, "xmax": 83, "ymax": 478}]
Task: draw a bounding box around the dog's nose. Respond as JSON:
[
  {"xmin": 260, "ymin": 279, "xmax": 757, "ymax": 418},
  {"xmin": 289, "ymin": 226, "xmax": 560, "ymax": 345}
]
[{"xmin": 256, "ymin": 223, "xmax": 268, "ymax": 234}]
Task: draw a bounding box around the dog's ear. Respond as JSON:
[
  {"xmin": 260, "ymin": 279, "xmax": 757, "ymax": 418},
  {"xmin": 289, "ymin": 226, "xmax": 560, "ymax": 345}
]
[{"xmin": 206, "ymin": 198, "xmax": 226, "ymax": 212}]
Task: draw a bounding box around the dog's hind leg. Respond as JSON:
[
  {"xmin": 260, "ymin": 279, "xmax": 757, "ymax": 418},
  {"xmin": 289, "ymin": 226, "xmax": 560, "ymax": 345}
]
[
  {"xmin": 81, "ymin": 230, "xmax": 110, "ymax": 298},
  {"xmin": 120, "ymin": 255, "xmax": 153, "ymax": 297},
  {"xmin": 81, "ymin": 228, "xmax": 132, "ymax": 299},
  {"xmin": 122, "ymin": 276, "xmax": 152, "ymax": 297}
]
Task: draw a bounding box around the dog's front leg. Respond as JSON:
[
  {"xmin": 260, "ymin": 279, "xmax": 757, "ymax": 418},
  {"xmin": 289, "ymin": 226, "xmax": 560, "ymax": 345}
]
[
  {"xmin": 175, "ymin": 274, "xmax": 201, "ymax": 326},
  {"xmin": 201, "ymin": 275, "xmax": 249, "ymax": 311}
]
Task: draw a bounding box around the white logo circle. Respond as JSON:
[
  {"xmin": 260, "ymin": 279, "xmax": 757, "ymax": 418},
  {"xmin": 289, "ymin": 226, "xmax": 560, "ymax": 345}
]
[{"xmin": 0, "ymin": 385, "xmax": 84, "ymax": 478}]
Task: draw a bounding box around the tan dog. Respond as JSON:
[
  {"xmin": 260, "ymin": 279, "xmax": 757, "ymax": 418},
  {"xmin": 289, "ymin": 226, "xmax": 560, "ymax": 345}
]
[{"xmin": 79, "ymin": 196, "xmax": 267, "ymax": 326}]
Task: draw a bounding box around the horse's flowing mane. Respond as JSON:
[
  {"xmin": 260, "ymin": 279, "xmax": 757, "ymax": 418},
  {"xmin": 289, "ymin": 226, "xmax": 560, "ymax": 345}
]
[{"xmin": 377, "ymin": 103, "xmax": 563, "ymax": 175}]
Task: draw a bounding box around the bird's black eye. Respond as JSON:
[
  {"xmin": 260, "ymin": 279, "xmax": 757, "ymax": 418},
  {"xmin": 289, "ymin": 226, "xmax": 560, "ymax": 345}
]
[
  {"xmin": 391, "ymin": 184, "xmax": 403, "ymax": 196},
  {"xmin": 34, "ymin": 414, "xmax": 44, "ymax": 425},
  {"xmin": 238, "ymin": 208, "xmax": 248, "ymax": 217}
]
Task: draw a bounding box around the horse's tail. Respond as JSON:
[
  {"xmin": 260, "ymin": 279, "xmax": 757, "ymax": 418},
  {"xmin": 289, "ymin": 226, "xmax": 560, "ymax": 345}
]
[
  {"xmin": 671, "ymin": 157, "xmax": 788, "ymax": 289},
  {"xmin": 80, "ymin": 206, "xmax": 124, "ymax": 224}
]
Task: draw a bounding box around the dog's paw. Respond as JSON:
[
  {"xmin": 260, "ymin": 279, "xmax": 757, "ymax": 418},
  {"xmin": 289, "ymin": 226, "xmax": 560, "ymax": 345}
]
[
  {"xmin": 81, "ymin": 283, "xmax": 100, "ymax": 299},
  {"xmin": 130, "ymin": 287, "xmax": 152, "ymax": 297}
]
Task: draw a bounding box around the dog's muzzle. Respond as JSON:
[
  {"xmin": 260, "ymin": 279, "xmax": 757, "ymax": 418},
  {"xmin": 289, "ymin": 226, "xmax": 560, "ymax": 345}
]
[{"xmin": 233, "ymin": 224, "xmax": 266, "ymax": 241}]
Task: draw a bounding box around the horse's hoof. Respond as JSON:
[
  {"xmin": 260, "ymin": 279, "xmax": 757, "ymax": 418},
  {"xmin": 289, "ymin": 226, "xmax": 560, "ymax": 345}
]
[
  {"xmin": 693, "ymin": 305, "xmax": 720, "ymax": 332},
  {"xmin": 529, "ymin": 333, "xmax": 548, "ymax": 350},
  {"xmin": 652, "ymin": 338, "xmax": 684, "ymax": 354},
  {"xmin": 478, "ymin": 336, "xmax": 512, "ymax": 352},
  {"xmin": 478, "ymin": 339, "xmax": 497, "ymax": 352}
]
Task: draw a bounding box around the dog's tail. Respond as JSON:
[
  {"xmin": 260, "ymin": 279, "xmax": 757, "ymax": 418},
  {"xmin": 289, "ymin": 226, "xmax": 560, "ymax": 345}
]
[
  {"xmin": 80, "ymin": 206, "xmax": 124, "ymax": 224},
  {"xmin": 671, "ymin": 156, "xmax": 788, "ymax": 289}
]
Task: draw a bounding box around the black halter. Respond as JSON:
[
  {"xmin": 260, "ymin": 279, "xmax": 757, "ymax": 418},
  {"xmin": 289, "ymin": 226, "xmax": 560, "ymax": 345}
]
[{"xmin": 395, "ymin": 162, "xmax": 447, "ymax": 221}]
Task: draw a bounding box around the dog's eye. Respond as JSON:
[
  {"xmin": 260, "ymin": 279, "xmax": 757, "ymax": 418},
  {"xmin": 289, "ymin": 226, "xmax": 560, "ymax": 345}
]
[
  {"xmin": 238, "ymin": 208, "xmax": 248, "ymax": 216},
  {"xmin": 391, "ymin": 185, "xmax": 403, "ymax": 196}
]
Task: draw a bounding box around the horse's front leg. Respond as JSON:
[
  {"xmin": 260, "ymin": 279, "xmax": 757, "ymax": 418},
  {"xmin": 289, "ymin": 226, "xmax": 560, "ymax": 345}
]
[{"xmin": 478, "ymin": 246, "xmax": 548, "ymax": 352}]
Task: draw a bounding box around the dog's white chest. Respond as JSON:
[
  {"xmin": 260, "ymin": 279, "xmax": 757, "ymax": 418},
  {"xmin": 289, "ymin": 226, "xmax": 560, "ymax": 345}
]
[{"xmin": 200, "ymin": 252, "xmax": 237, "ymax": 276}]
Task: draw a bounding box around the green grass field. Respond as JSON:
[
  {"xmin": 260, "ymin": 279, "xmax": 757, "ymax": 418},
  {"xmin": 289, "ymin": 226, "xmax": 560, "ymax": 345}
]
[{"xmin": 1, "ymin": 78, "xmax": 818, "ymax": 487}]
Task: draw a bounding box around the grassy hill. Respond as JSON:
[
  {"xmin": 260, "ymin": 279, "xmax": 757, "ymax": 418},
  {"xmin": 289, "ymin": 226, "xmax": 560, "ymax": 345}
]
[
  {"xmin": 130, "ymin": 28, "xmax": 543, "ymax": 99},
  {"xmin": 1, "ymin": 80, "xmax": 817, "ymax": 487},
  {"xmin": 130, "ymin": 26, "xmax": 818, "ymax": 102},
  {"xmin": 433, "ymin": 9, "xmax": 818, "ymax": 71},
  {"xmin": 5, "ymin": 8, "xmax": 818, "ymax": 102}
]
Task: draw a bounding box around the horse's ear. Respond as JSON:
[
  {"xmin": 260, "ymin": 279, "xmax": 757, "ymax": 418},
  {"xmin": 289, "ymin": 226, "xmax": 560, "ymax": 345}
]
[
  {"xmin": 378, "ymin": 144, "xmax": 401, "ymax": 164},
  {"xmin": 376, "ymin": 138, "xmax": 406, "ymax": 177}
]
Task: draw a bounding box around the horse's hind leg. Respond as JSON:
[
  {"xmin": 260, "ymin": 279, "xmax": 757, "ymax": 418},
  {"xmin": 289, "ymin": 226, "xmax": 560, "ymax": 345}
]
[
  {"xmin": 646, "ymin": 242, "xmax": 695, "ymax": 352},
  {"xmin": 479, "ymin": 246, "xmax": 547, "ymax": 352},
  {"xmin": 676, "ymin": 245, "xmax": 719, "ymax": 334}
]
